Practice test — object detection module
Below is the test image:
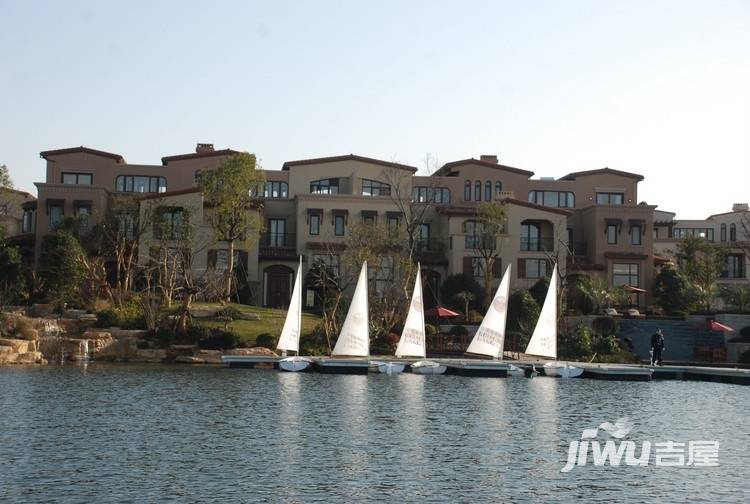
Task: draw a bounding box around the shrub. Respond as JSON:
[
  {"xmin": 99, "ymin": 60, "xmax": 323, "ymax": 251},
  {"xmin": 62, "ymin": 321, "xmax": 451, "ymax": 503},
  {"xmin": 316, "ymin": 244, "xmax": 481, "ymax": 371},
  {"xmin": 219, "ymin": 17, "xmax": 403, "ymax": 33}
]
[
  {"xmin": 153, "ymin": 328, "xmax": 176, "ymax": 348},
  {"xmin": 592, "ymin": 316, "xmax": 619, "ymax": 337},
  {"xmin": 738, "ymin": 349, "xmax": 750, "ymax": 364},
  {"xmin": 424, "ymin": 323, "xmax": 437, "ymax": 336},
  {"xmin": 570, "ymin": 323, "xmax": 593, "ymax": 357},
  {"xmin": 13, "ymin": 316, "xmax": 38, "ymax": 340},
  {"xmin": 566, "ymin": 273, "xmax": 595, "ymax": 315},
  {"xmin": 449, "ymin": 325, "xmax": 468, "ymax": 337},
  {"xmin": 593, "ymin": 334, "xmax": 621, "ymax": 354},
  {"xmin": 255, "ymin": 332, "xmax": 277, "ymax": 349},
  {"xmin": 529, "ymin": 277, "xmax": 550, "ymax": 309},
  {"xmin": 198, "ymin": 328, "xmax": 241, "ymax": 350},
  {"xmin": 507, "ymin": 290, "xmax": 540, "ymax": 336},
  {"xmin": 653, "ymin": 266, "xmax": 698, "ymax": 314},
  {"xmin": 468, "ymin": 310, "xmax": 484, "ymax": 324},
  {"xmin": 215, "ymin": 306, "xmax": 243, "ymax": 320},
  {"xmin": 96, "ymin": 298, "xmax": 146, "ymax": 329}
]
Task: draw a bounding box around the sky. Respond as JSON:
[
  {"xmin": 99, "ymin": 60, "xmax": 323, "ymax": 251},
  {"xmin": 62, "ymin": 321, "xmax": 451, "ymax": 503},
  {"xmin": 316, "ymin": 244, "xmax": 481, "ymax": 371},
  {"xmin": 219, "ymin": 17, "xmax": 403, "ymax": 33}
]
[{"xmin": 1, "ymin": 0, "xmax": 748, "ymax": 219}]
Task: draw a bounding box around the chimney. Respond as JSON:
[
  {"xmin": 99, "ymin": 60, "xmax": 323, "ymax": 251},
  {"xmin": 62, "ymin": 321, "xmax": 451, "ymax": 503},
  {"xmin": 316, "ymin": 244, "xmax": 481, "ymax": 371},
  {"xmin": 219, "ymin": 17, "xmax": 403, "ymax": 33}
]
[
  {"xmin": 732, "ymin": 203, "xmax": 749, "ymax": 212},
  {"xmin": 480, "ymin": 154, "xmax": 498, "ymax": 164},
  {"xmin": 196, "ymin": 143, "xmax": 214, "ymax": 154}
]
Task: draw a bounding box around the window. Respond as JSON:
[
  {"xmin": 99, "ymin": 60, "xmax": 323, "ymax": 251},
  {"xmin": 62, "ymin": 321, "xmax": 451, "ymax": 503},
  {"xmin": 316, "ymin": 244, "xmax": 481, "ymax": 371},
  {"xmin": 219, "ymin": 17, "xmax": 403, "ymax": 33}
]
[
  {"xmin": 334, "ymin": 215, "xmax": 345, "ymax": 236},
  {"xmin": 673, "ymin": 228, "xmax": 714, "ymax": 241},
  {"xmin": 61, "ymin": 172, "xmax": 92, "ymax": 185},
  {"xmin": 485, "ymin": 181, "xmax": 492, "ymax": 202},
  {"xmin": 75, "ymin": 204, "xmax": 90, "ymax": 229},
  {"xmin": 387, "ymin": 215, "xmax": 400, "ymax": 233},
  {"xmin": 412, "ymin": 186, "xmax": 450, "ymax": 204},
  {"xmin": 156, "ymin": 208, "xmax": 184, "ymax": 240},
  {"xmin": 631, "ymin": 224, "xmax": 642, "ymax": 245},
  {"xmin": 474, "ymin": 181, "xmax": 482, "ymax": 201},
  {"xmin": 464, "ymin": 180, "xmax": 471, "ymax": 201},
  {"xmin": 309, "ymin": 214, "xmax": 320, "ymax": 235},
  {"xmin": 374, "ymin": 256, "xmax": 393, "ymax": 294},
  {"xmin": 723, "ymin": 254, "xmax": 745, "ymax": 278},
  {"xmin": 464, "ymin": 220, "xmax": 495, "ymax": 249},
  {"xmin": 495, "ymin": 181, "xmax": 503, "ymax": 196},
  {"xmin": 268, "ymin": 219, "xmax": 286, "ymax": 247},
  {"xmin": 415, "ymin": 223, "xmax": 430, "ymax": 251},
  {"xmin": 613, "ymin": 263, "xmax": 639, "ymax": 287},
  {"xmin": 310, "ymin": 178, "xmax": 340, "ymax": 194},
  {"xmin": 312, "ymin": 254, "xmax": 340, "ymax": 278},
  {"xmin": 596, "ymin": 192, "xmax": 624, "ymax": 205},
  {"xmin": 520, "ymin": 222, "xmax": 542, "ymax": 251},
  {"xmin": 362, "ymin": 211, "xmax": 377, "ymax": 226},
  {"xmin": 525, "ymin": 259, "xmax": 548, "ymax": 279},
  {"xmin": 471, "ymin": 257, "xmax": 486, "ymax": 278},
  {"xmin": 22, "ymin": 209, "xmax": 35, "ymax": 233},
  {"xmin": 116, "ymin": 175, "xmax": 166, "ymax": 193},
  {"xmin": 607, "ymin": 224, "xmax": 618, "ymax": 245},
  {"xmin": 117, "ymin": 214, "xmax": 134, "ymax": 241},
  {"xmin": 528, "ymin": 191, "xmax": 575, "ymax": 208},
  {"xmin": 720, "ymin": 223, "xmax": 727, "ymax": 242},
  {"xmin": 653, "ymin": 227, "xmax": 659, "ymax": 239},
  {"xmin": 362, "ymin": 179, "xmax": 391, "ymax": 197},
  {"xmin": 49, "ymin": 205, "xmax": 63, "ymax": 228},
  {"xmin": 730, "ymin": 224, "xmax": 737, "ymax": 242},
  {"xmin": 264, "ymin": 181, "xmax": 288, "ymax": 198}
]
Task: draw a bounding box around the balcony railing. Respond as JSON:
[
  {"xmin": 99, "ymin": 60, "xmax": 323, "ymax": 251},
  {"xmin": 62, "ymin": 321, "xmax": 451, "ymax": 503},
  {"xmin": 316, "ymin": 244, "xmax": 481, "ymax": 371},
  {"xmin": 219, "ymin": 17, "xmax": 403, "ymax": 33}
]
[
  {"xmin": 464, "ymin": 235, "xmax": 497, "ymax": 250},
  {"xmin": 520, "ymin": 237, "xmax": 554, "ymax": 252},
  {"xmin": 259, "ymin": 232, "xmax": 297, "ymax": 259}
]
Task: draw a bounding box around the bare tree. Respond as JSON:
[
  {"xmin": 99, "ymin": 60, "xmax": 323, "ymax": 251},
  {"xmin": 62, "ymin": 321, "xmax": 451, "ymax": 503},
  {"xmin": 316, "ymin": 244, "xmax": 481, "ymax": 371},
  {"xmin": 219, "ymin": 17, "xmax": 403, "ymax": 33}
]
[{"xmin": 466, "ymin": 202, "xmax": 507, "ymax": 309}]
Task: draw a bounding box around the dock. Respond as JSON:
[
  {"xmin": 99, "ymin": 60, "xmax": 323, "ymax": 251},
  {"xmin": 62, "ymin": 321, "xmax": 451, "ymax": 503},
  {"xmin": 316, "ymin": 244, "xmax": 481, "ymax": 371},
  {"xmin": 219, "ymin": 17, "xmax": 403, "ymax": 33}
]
[
  {"xmin": 579, "ymin": 364, "xmax": 653, "ymax": 381},
  {"xmin": 650, "ymin": 365, "xmax": 750, "ymax": 385}
]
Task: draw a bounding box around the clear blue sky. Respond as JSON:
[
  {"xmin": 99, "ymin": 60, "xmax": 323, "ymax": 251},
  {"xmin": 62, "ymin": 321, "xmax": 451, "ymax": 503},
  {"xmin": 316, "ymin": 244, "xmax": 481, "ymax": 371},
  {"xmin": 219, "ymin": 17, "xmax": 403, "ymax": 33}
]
[{"xmin": 1, "ymin": 0, "xmax": 748, "ymax": 219}]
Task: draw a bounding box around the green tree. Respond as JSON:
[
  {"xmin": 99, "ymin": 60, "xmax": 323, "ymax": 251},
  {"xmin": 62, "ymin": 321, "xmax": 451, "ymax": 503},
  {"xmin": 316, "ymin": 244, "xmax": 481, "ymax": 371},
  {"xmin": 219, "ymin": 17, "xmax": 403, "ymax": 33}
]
[
  {"xmin": 198, "ymin": 153, "xmax": 265, "ymax": 302},
  {"xmin": 676, "ymin": 235, "xmax": 726, "ymax": 311},
  {"xmin": 653, "ymin": 266, "xmax": 698, "ymax": 314},
  {"xmin": 0, "ymin": 229, "xmax": 24, "ymax": 304},
  {"xmin": 529, "ymin": 276, "xmax": 550, "ymax": 308},
  {"xmin": 719, "ymin": 284, "xmax": 750, "ymax": 313},
  {"xmin": 38, "ymin": 230, "xmax": 86, "ymax": 309},
  {"xmin": 453, "ymin": 290, "xmax": 475, "ymax": 322},
  {"xmin": 506, "ymin": 289, "xmax": 540, "ymax": 352},
  {"xmin": 440, "ymin": 273, "xmax": 483, "ymax": 313},
  {"xmin": 0, "ymin": 164, "xmax": 13, "ymax": 188}
]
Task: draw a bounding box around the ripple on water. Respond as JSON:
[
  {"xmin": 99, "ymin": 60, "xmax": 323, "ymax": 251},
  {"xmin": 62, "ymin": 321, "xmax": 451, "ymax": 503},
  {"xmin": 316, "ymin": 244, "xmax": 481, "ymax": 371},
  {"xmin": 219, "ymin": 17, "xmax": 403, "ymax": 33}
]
[{"xmin": 0, "ymin": 365, "xmax": 748, "ymax": 503}]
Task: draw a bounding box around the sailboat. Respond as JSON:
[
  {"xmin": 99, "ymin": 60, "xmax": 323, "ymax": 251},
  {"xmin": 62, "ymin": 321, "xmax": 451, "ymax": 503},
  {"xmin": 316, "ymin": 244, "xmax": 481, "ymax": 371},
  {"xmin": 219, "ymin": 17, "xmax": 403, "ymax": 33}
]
[
  {"xmin": 378, "ymin": 265, "xmax": 446, "ymax": 375},
  {"xmin": 524, "ymin": 263, "xmax": 583, "ymax": 378},
  {"xmin": 277, "ymin": 257, "xmax": 312, "ymax": 372},
  {"xmin": 316, "ymin": 262, "xmax": 371, "ymax": 374}
]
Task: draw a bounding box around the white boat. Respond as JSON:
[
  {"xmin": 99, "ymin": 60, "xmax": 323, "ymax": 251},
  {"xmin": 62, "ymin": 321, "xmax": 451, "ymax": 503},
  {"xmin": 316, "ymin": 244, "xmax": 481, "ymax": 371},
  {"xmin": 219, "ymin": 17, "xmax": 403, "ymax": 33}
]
[
  {"xmin": 465, "ymin": 264, "xmax": 511, "ymax": 359},
  {"xmin": 324, "ymin": 262, "xmax": 371, "ymax": 373},
  {"xmin": 277, "ymin": 257, "xmax": 311, "ymax": 372},
  {"xmin": 543, "ymin": 362, "xmax": 584, "ymax": 378},
  {"xmin": 507, "ymin": 364, "xmax": 525, "ymax": 377},
  {"xmin": 524, "ymin": 264, "xmax": 583, "ymax": 378},
  {"xmin": 375, "ymin": 361, "xmax": 406, "ymax": 375},
  {"xmin": 388, "ymin": 265, "xmax": 444, "ymax": 375},
  {"xmin": 411, "ymin": 360, "xmax": 447, "ymax": 375}
]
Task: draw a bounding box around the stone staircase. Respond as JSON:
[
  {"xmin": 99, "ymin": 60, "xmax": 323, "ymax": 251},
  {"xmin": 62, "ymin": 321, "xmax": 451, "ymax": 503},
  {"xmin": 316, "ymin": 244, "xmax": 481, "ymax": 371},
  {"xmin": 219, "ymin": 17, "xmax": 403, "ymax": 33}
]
[{"xmin": 619, "ymin": 319, "xmax": 725, "ymax": 362}]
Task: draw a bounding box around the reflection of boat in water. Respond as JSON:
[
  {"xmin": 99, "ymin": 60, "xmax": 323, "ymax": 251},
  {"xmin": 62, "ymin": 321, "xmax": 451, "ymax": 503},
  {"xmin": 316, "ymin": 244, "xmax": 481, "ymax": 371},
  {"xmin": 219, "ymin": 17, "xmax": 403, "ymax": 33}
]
[
  {"xmin": 524, "ymin": 264, "xmax": 582, "ymax": 378},
  {"xmin": 276, "ymin": 257, "xmax": 312, "ymax": 372}
]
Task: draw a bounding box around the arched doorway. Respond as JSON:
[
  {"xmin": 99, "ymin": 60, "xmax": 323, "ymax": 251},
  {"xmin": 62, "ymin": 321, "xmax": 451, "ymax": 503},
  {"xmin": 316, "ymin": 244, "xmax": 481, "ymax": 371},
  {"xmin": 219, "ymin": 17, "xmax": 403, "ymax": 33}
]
[{"xmin": 264, "ymin": 265, "xmax": 294, "ymax": 308}]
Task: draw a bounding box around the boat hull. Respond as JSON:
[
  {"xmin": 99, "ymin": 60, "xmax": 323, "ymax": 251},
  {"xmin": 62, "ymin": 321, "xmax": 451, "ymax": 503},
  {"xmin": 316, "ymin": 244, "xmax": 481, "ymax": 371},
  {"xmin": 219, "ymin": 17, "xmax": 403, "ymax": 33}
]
[
  {"xmin": 543, "ymin": 362, "xmax": 583, "ymax": 378},
  {"xmin": 314, "ymin": 358, "xmax": 371, "ymax": 374},
  {"xmin": 410, "ymin": 360, "xmax": 447, "ymax": 375},
  {"xmin": 278, "ymin": 357, "xmax": 312, "ymax": 372},
  {"xmin": 376, "ymin": 362, "xmax": 406, "ymax": 375}
]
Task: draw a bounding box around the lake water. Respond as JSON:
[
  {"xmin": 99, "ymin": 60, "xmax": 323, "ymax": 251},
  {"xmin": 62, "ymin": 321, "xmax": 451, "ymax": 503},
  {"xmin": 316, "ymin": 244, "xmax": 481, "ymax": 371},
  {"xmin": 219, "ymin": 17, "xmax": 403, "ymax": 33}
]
[{"xmin": 1, "ymin": 365, "xmax": 748, "ymax": 503}]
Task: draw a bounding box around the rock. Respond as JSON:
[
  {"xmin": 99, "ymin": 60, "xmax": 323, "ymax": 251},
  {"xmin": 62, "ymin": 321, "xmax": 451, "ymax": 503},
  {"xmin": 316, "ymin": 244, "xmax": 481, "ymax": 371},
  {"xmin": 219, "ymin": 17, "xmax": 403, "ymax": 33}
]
[
  {"xmin": 190, "ymin": 308, "xmax": 218, "ymax": 318},
  {"xmin": 175, "ymin": 356, "xmax": 204, "ymax": 364},
  {"xmin": 82, "ymin": 330, "xmax": 113, "ymax": 340},
  {"xmin": 197, "ymin": 349, "xmax": 223, "ymax": 364},
  {"xmin": 237, "ymin": 312, "xmax": 261, "ymax": 321},
  {"xmin": 30, "ymin": 304, "xmax": 55, "ymax": 317},
  {"xmin": 63, "ymin": 309, "xmax": 88, "ymax": 320},
  {"xmin": 109, "ymin": 329, "xmax": 148, "ymax": 339},
  {"xmin": 0, "ymin": 353, "xmax": 18, "ymax": 364},
  {"xmin": 15, "ymin": 351, "xmax": 46, "ymax": 364},
  {"xmin": 0, "ymin": 338, "xmax": 35, "ymax": 354},
  {"xmin": 79, "ymin": 314, "xmax": 99, "ymax": 322},
  {"xmin": 224, "ymin": 347, "xmax": 278, "ymax": 357},
  {"xmin": 0, "ymin": 345, "xmax": 14, "ymax": 355}
]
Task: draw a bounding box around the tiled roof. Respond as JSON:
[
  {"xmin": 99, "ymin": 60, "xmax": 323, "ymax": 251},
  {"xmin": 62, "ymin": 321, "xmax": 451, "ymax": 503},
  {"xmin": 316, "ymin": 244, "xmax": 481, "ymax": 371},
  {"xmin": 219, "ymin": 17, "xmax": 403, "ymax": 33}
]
[
  {"xmin": 282, "ymin": 154, "xmax": 418, "ymax": 173},
  {"xmin": 40, "ymin": 146, "xmax": 125, "ymax": 163},
  {"xmin": 434, "ymin": 159, "xmax": 534, "ymax": 177},
  {"xmin": 161, "ymin": 149, "xmax": 241, "ymax": 165},
  {"xmin": 559, "ymin": 167, "xmax": 644, "ymax": 181}
]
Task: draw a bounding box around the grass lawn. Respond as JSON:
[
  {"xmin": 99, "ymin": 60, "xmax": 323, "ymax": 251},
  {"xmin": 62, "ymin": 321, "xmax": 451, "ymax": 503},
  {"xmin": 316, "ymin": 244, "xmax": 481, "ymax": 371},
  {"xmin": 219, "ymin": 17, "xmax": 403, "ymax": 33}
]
[{"xmin": 192, "ymin": 302, "xmax": 321, "ymax": 347}]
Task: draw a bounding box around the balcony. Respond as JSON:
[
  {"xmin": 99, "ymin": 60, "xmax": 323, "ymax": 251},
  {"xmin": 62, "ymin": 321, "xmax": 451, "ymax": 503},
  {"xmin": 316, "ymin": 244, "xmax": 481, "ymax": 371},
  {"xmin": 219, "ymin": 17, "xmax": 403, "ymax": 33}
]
[
  {"xmin": 464, "ymin": 235, "xmax": 497, "ymax": 250},
  {"xmin": 259, "ymin": 232, "xmax": 297, "ymax": 260},
  {"xmin": 520, "ymin": 237, "xmax": 554, "ymax": 252},
  {"xmin": 414, "ymin": 238, "xmax": 448, "ymax": 265}
]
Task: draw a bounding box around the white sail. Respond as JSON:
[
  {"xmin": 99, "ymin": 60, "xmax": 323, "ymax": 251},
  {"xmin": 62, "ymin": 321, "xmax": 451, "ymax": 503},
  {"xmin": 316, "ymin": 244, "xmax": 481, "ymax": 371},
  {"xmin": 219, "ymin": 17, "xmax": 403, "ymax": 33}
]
[
  {"xmin": 466, "ymin": 264, "xmax": 511, "ymax": 359},
  {"xmin": 276, "ymin": 257, "xmax": 303, "ymax": 353},
  {"xmin": 524, "ymin": 263, "xmax": 558, "ymax": 359},
  {"xmin": 395, "ymin": 266, "xmax": 426, "ymax": 358},
  {"xmin": 332, "ymin": 262, "xmax": 370, "ymax": 357}
]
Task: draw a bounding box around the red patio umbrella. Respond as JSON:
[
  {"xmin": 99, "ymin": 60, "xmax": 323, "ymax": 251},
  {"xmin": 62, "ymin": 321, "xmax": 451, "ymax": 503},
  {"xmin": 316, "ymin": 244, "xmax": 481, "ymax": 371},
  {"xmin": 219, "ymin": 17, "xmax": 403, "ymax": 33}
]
[
  {"xmin": 709, "ymin": 320, "xmax": 734, "ymax": 332},
  {"xmin": 424, "ymin": 305, "xmax": 461, "ymax": 318},
  {"xmin": 623, "ymin": 285, "xmax": 647, "ymax": 293}
]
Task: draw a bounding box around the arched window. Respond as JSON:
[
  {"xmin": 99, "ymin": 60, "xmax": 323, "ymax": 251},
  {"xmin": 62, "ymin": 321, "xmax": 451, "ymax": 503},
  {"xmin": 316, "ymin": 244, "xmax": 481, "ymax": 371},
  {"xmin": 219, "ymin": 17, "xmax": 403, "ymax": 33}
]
[
  {"xmin": 495, "ymin": 181, "xmax": 502, "ymax": 196},
  {"xmin": 485, "ymin": 181, "xmax": 492, "ymax": 202},
  {"xmin": 464, "ymin": 180, "xmax": 471, "ymax": 201},
  {"xmin": 730, "ymin": 223, "xmax": 737, "ymax": 242},
  {"xmin": 721, "ymin": 223, "xmax": 727, "ymax": 242},
  {"xmin": 474, "ymin": 181, "xmax": 482, "ymax": 201}
]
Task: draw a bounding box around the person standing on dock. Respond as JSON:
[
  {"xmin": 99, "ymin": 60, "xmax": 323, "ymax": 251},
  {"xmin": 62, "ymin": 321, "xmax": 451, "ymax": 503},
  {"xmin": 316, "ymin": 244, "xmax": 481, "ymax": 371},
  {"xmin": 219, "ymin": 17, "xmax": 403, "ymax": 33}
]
[{"xmin": 651, "ymin": 328, "xmax": 665, "ymax": 366}]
